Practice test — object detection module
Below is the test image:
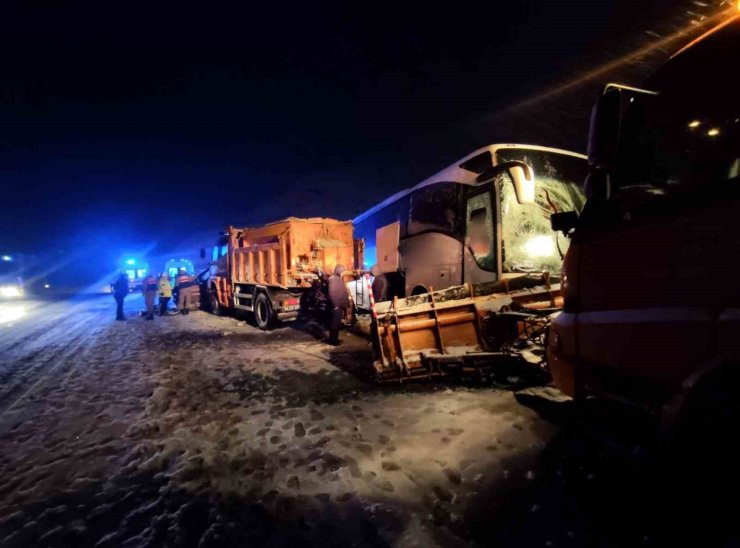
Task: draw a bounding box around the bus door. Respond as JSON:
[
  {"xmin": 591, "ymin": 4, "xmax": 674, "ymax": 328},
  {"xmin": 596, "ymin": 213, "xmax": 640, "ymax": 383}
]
[{"xmin": 463, "ymin": 184, "xmax": 499, "ymax": 284}]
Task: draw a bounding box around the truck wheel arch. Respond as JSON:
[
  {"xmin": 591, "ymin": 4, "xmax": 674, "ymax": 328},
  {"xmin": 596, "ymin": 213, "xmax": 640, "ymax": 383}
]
[{"xmin": 411, "ymin": 285, "xmax": 429, "ymax": 296}]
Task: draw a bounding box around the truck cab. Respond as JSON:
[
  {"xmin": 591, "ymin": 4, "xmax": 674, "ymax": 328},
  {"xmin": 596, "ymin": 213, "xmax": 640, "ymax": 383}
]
[{"xmin": 547, "ymin": 16, "xmax": 740, "ymax": 438}]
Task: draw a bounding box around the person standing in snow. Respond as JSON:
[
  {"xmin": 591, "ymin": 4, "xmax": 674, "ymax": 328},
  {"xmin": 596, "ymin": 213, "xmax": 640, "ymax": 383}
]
[
  {"xmin": 142, "ymin": 274, "xmax": 158, "ymax": 320},
  {"xmin": 327, "ymin": 264, "xmax": 349, "ymax": 345},
  {"xmin": 157, "ymin": 273, "xmax": 172, "ymax": 316},
  {"xmin": 112, "ymin": 273, "xmax": 129, "ymax": 321},
  {"xmin": 370, "ymin": 264, "xmax": 388, "ymax": 303},
  {"xmin": 175, "ymin": 268, "xmax": 197, "ymax": 315}
]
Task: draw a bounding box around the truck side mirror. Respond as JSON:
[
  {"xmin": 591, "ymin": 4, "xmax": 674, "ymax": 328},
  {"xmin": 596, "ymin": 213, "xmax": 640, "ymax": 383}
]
[
  {"xmin": 200, "ymin": 248, "xmax": 206, "ymax": 259},
  {"xmin": 588, "ymin": 88, "xmax": 622, "ymax": 172},
  {"xmin": 588, "ymin": 84, "xmax": 659, "ymax": 173},
  {"xmin": 476, "ymin": 160, "xmax": 535, "ymax": 205},
  {"xmin": 551, "ymin": 211, "xmax": 579, "ymax": 234}
]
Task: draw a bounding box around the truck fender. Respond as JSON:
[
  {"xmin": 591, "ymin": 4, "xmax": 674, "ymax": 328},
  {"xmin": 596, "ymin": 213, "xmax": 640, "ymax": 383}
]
[{"xmin": 252, "ymin": 284, "xmax": 272, "ymax": 301}]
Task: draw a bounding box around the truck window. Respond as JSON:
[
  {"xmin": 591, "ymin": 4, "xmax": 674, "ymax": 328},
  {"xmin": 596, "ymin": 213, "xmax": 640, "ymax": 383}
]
[{"xmin": 614, "ymin": 57, "xmax": 740, "ymax": 213}]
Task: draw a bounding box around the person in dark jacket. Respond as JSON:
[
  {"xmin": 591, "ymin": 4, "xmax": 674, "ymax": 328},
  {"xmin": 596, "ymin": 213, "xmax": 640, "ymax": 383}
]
[
  {"xmin": 370, "ymin": 264, "xmax": 388, "ymax": 303},
  {"xmin": 112, "ymin": 273, "xmax": 129, "ymax": 321},
  {"xmin": 327, "ymin": 264, "xmax": 349, "ymax": 345}
]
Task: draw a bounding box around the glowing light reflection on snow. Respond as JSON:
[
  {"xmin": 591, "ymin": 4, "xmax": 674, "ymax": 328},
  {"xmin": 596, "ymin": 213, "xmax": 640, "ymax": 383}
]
[{"xmin": 0, "ymin": 304, "xmax": 26, "ymax": 324}]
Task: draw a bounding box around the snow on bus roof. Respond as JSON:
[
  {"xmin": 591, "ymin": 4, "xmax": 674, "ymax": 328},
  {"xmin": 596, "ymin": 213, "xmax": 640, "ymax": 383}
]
[{"xmin": 352, "ymin": 143, "xmax": 585, "ymax": 225}]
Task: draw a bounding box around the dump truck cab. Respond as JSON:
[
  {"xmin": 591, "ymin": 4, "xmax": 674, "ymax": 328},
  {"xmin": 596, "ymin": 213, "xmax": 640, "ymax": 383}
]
[{"xmin": 547, "ymin": 16, "xmax": 740, "ymax": 436}]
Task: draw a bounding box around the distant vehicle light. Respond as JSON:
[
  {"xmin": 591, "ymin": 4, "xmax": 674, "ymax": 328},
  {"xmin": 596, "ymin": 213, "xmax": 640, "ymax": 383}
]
[
  {"xmin": 1, "ymin": 255, "xmax": 11, "ymax": 262},
  {"xmin": 126, "ymin": 259, "xmax": 136, "ymax": 265},
  {"xmin": 688, "ymin": 120, "xmax": 701, "ymax": 128},
  {"xmin": 0, "ymin": 303, "xmax": 25, "ymax": 324},
  {"xmin": 0, "ymin": 285, "xmax": 22, "ymax": 298},
  {"xmin": 524, "ymin": 235, "xmax": 556, "ymax": 258},
  {"xmin": 707, "ymin": 128, "xmax": 720, "ymax": 137},
  {"xmin": 44, "ymin": 284, "xmax": 51, "ymax": 289}
]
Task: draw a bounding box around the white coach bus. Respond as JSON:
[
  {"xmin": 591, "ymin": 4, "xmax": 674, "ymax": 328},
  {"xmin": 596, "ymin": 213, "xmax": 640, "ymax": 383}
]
[{"xmin": 353, "ymin": 144, "xmax": 588, "ymax": 299}]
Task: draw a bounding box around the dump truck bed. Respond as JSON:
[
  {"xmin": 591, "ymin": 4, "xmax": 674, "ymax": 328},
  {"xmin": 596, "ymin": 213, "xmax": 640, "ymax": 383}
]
[{"xmin": 228, "ymin": 217, "xmax": 354, "ymax": 288}]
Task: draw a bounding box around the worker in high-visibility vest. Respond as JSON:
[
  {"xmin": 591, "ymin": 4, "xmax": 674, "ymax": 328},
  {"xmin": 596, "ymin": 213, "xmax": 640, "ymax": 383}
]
[
  {"xmin": 175, "ymin": 269, "xmax": 197, "ymax": 315},
  {"xmin": 142, "ymin": 274, "xmax": 158, "ymax": 320},
  {"xmin": 157, "ymin": 273, "xmax": 172, "ymax": 316}
]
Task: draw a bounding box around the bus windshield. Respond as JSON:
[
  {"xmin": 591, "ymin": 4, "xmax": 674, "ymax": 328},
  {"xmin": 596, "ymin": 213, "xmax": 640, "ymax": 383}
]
[{"xmin": 495, "ymin": 148, "xmax": 587, "ymax": 273}]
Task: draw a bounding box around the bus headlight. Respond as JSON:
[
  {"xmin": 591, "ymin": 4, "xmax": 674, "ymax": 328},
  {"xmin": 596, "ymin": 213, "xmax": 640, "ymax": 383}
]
[{"xmin": 524, "ymin": 235, "xmax": 556, "ymax": 258}]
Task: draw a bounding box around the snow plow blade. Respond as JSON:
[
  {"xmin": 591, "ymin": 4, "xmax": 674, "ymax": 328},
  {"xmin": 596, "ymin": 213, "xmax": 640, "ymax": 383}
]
[{"xmin": 371, "ymin": 275, "xmax": 560, "ymax": 382}]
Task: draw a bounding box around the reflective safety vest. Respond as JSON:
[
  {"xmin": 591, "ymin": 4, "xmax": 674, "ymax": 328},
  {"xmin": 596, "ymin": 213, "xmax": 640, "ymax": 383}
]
[{"xmin": 176, "ymin": 274, "xmax": 197, "ymax": 289}]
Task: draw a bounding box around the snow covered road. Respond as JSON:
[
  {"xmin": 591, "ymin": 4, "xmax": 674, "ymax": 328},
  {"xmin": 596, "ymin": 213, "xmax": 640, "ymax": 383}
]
[{"xmin": 0, "ymin": 295, "xmax": 671, "ymax": 546}]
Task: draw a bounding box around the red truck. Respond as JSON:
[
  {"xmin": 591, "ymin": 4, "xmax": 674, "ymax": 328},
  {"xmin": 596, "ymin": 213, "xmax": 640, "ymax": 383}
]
[{"xmin": 547, "ymin": 15, "xmax": 740, "ymax": 448}]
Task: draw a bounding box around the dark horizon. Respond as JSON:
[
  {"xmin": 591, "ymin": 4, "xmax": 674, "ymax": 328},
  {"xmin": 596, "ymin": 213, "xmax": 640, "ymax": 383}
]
[{"xmin": 0, "ymin": 1, "xmax": 726, "ymax": 283}]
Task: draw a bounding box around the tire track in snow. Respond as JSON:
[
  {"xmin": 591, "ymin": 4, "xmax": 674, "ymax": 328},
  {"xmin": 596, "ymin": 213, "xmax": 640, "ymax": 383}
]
[{"xmin": 0, "ymin": 299, "xmax": 116, "ymax": 426}]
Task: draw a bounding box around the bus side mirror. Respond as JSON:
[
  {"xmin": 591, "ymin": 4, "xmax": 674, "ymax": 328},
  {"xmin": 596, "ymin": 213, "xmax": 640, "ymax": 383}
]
[
  {"xmin": 508, "ymin": 164, "xmax": 535, "ymax": 204},
  {"xmin": 551, "ymin": 211, "xmax": 579, "ymax": 234},
  {"xmin": 200, "ymin": 248, "xmax": 206, "ymax": 259},
  {"xmin": 476, "ymin": 160, "xmax": 535, "ymax": 205}
]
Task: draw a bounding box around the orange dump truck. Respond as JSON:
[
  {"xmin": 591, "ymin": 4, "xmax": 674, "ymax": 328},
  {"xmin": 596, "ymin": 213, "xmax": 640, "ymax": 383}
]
[{"xmin": 204, "ymin": 217, "xmax": 357, "ymax": 329}]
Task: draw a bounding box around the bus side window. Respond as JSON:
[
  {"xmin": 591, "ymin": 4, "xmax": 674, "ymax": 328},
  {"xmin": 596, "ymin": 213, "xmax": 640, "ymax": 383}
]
[
  {"xmin": 408, "ymin": 182, "xmax": 458, "ymax": 236},
  {"xmin": 212, "ymin": 247, "xmax": 219, "ymax": 261},
  {"xmin": 220, "ymin": 245, "xmax": 228, "ymax": 257}
]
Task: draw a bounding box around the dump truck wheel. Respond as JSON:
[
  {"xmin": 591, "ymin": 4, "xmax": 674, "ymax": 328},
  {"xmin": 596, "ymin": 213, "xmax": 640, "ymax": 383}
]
[
  {"xmin": 254, "ymin": 292, "xmax": 273, "ymax": 330},
  {"xmin": 210, "ymin": 288, "xmax": 224, "ymax": 316}
]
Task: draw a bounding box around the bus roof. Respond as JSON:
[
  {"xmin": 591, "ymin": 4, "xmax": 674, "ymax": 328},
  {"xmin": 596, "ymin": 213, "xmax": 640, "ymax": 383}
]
[{"xmin": 353, "ymin": 144, "xmax": 586, "ymax": 225}]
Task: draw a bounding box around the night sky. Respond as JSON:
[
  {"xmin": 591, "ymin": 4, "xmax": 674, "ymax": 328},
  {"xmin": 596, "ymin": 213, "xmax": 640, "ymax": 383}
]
[{"xmin": 0, "ymin": 1, "xmax": 727, "ymax": 284}]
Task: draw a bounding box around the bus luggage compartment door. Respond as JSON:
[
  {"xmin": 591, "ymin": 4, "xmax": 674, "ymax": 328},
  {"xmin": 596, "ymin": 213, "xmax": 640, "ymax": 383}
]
[{"xmin": 376, "ymin": 221, "xmax": 400, "ymax": 273}]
